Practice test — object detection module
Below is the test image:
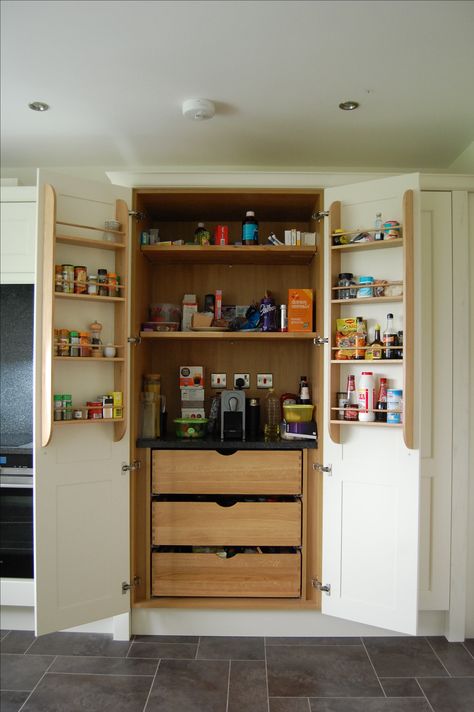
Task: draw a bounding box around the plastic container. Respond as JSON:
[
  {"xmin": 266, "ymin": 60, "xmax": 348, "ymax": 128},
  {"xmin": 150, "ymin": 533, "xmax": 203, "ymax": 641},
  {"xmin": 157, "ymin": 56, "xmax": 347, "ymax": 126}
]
[
  {"xmin": 387, "ymin": 389, "xmax": 403, "ymax": 423},
  {"xmin": 358, "ymin": 371, "xmax": 375, "ymax": 421},
  {"xmin": 337, "ymin": 273, "xmax": 356, "ymax": 300},
  {"xmin": 283, "ymin": 404, "xmax": 314, "ymax": 422},
  {"xmin": 174, "ymin": 418, "xmax": 208, "ymax": 439},
  {"xmin": 149, "ymin": 303, "xmax": 182, "ymax": 324},
  {"xmin": 357, "ymin": 276, "xmax": 374, "ymax": 298},
  {"xmin": 264, "ymin": 389, "xmax": 280, "ymax": 441}
]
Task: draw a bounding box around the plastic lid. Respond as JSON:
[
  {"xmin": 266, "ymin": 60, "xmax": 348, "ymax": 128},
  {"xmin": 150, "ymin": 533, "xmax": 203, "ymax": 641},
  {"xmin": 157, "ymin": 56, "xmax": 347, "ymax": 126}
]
[
  {"xmin": 197, "ymin": 222, "xmax": 205, "ymax": 227},
  {"xmin": 359, "ymin": 276, "xmax": 374, "ymax": 282},
  {"xmin": 361, "ymin": 372, "xmax": 373, "ymax": 375},
  {"xmin": 387, "ymin": 313, "xmax": 394, "ymax": 318},
  {"xmin": 338, "ymin": 273, "xmax": 353, "ymax": 279},
  {"xmin": 245, "ymin": 210, "xmax": 255, "ymax": 217}
]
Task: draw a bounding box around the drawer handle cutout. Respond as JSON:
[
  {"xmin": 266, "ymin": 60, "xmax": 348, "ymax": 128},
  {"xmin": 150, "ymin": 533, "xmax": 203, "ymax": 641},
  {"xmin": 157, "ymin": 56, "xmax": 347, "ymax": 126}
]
[
  {"xmin": 216, "ymin": 497, "xmax": 238, "ymax": 508},
  {"xmin": 216, "ymin": 449, "xmax": 237, "ymax": 456}
]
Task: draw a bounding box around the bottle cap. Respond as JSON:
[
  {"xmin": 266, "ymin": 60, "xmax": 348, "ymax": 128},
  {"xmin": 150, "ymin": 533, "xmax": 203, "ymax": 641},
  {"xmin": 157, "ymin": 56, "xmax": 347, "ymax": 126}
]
[
  {"xmin": 197, "ymin": 222, "xmax": 204, "ymax": 227},
  {"xmin": 387, "ymin": 313, "xmax": 394, "ymax": 318},
  {"xmin": 246, "ymin": 210, "xmax": 255, "ymax": 217}
]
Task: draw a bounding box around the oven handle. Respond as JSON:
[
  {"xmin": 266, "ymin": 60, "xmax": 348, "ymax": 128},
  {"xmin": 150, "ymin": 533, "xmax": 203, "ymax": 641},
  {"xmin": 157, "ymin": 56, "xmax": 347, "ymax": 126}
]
[{"xmin": 0, "ymin": 476, "xmax": 34, "ymax": 489}]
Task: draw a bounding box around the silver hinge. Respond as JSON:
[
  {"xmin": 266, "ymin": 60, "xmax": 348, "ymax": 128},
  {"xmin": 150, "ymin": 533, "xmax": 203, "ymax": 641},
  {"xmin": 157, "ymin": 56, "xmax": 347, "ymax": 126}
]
[
  {"xmin": 312, "ymin": 577, "xmax": 331, "ymax": 595},
  {"xmin": 311, "ymin": 210, "xmax": 329, "ymax": 221},
  {"xmin": 313, "ymin": 463, "xmax": 332, "ymax": 476},
  {"xmin": 122, "ymin": 460, "xmax": 141, "ymax": 473},
  {"xmin": 127, "ymin": 335, "xmax": 142, "ymax": 345},
  {"xmin": 128, "ymin": 210, "xmax": 146, "ymax": 221},
  {"xmin": 122, "ymin": 576, "xmax": 141, "ymax": 594},
  {"xmin": 313, "ymin": 336, "xmax": 329, "ymax": 346}
]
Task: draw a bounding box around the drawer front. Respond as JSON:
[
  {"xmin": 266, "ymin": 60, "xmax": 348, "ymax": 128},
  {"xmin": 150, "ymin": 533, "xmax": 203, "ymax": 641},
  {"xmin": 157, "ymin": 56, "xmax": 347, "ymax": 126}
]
[
  {"xmin": 152, "ymin": 501, "xmax": 301, "ymax": 546},
  {"xmin": 152, "ymin": 552, "xmax": 301, "ymax": 597},
  {"xmin": 152, "ymin": 450, "xmax": 302, "ymax": 495}
]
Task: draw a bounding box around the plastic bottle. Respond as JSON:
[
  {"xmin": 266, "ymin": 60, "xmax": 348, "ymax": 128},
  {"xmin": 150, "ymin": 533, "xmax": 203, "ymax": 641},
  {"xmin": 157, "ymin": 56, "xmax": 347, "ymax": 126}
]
[
  {"xmin": 374, "ymin": 212, "xmax": 384, "ymax": 241},
  {"xmin": 344, "ymin": 375, "xmax": 358, "ymax": 421},
  {"xmin": 264, "ymin": 389, "xmax": 280, "ymax": 441},
  {"xmin": 358, "ymin": 371, "xmax": 375, "ymax": 421},
  {"xmin": 194, "ymin": 222, "xmax": 211, "ymax": 245},
  {"xmin": 242, "ymin": 210, "xmax": 258, "ymax": 245}
]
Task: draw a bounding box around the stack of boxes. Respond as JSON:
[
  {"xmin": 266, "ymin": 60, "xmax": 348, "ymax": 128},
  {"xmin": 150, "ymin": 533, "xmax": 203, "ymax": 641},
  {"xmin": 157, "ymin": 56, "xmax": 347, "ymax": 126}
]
[{"xmin": 179, "ymin": 366, "xmax": 205, "ymax": 418}]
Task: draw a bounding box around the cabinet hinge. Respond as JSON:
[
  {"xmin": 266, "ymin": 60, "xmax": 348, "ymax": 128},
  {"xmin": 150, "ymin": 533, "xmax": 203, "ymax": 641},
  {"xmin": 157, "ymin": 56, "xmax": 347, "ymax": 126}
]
[
  {"xmin": 128, "ymin": 210, "xmax": 146, "ymax": 221},
  {"xmin": 311, "ymin": 210, "xmax": 329, "ymax": 221},
  {"xmin": 122, "ymin": 576, "xmax": 141, "ymax": 594},
  {"xmin": 312, "ymin": 577, "xmax": 331, "ymax": 595},
  {"xmin": 312, "ymin": 463, "xmax": 332, "ymax": 476},
  {"xmin": 127, "ymin": 335, "xmax": 142, "ymax": 345},
  {"xmin": 122, "ymin": 460, "xmax": 141, "ymax": 473},
  {"xmin": 313, "ymin": 336, "xmax": 328, "ymax": 346}
]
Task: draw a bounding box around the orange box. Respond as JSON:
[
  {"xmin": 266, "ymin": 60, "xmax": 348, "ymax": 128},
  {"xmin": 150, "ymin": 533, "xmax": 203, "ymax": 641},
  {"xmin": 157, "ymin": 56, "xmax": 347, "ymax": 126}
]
[{"xmin": 288, "ymin": 289, "xmax": 313, "ymax": 332}]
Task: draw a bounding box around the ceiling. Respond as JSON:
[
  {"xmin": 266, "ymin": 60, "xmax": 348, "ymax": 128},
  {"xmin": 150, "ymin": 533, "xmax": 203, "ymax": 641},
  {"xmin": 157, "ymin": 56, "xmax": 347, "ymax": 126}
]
[{"xmin": 1, "ymin": 0, "xmax": 474, "ymax": 173}]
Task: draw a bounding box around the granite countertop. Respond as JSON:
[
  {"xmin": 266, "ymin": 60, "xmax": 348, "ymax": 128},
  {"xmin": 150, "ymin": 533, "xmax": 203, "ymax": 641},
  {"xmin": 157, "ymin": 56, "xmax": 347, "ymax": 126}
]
[
  {"xmin": 137, "ymin": 436, "xmax": 317, "ymax": 450},
  {"xmin": 0, "ymin": 445, "xmax": 33, "ymax": 455}
]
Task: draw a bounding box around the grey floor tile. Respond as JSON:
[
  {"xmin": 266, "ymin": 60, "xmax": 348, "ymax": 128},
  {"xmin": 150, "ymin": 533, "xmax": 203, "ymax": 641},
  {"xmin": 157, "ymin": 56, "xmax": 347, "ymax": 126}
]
[
  {"xmin": 27, "ymin": 632, "xmax": 130, "ymax": 658},
  {"xmin": 0, "ymin": 690, "xmax": 30, "ymax": 712},
  {"xmin": 21, "ymin": 672, "xmax": 152, "ymax": 712},
  {"xmin": 146, "ymin": 658, "xmax": 229, "ymax": 712},
  {"xmin": 133, "ymin": 634, "xmax": 198, "ymax": 644},
  {"xmin": 380, "ymin": 678, "xmax": 424, "ymax": 697},
  {"xmin": 50, "ymin": 654, "xmax": 158, "ymax": 675},
  {"xmin": 128, "ymin": 641, "xmax": 197, "ymax": 659},
  {"xmin": 418, "ymin": 677, "xmax": 474, "ymax": 712},
  {"xmin": 270, "ymin": 699, "xmax": 311, "ymax": 712},
  {"xmin": 267, "ymin": 644, "xmax": 383, "ymax": 698},
  {"xmin": 427, "ymin": 637, "xmax": 474, "ymax": 676},
  {"xmin": 309, "ymin": 701, "xmax": 431, "ymax": 711},
  {"xmin": 228, "ymin": 660, "xmax": 267, "ymax": 712},
  {"xmin": 0, "ymin": 654, "xmax": 54, "ymax": 691},
  {"xmin": 464, "ymin": 639, "xmax": 474, "ymax": 657},
  {"xmin": 198, "ymin": 636, "xmax": 264, "ymax": 660},
  {"xmin": 363, "ymin": 637, "xmax": 449, "ymax": 678},
  {"xmin": 267, "ymin": 637, "xmax": 361, "ymax": 646},
  {"xmin": 0, "ymin": 631, "xmax": 36, "ymax": 654}
]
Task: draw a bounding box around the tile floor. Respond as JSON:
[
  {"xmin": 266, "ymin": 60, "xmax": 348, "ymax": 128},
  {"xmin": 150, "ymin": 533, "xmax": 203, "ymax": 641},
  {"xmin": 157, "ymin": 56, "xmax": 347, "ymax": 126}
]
[{"xmin": 0, "ymin": 630, "xmax": 473, "ymax": 711}]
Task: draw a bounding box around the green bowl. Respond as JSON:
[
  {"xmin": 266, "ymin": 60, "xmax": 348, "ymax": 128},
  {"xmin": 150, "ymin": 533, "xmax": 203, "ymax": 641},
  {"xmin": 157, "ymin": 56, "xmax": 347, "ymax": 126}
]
[{"xmin": 174, "ymin": 418, "xmax": 208, "ymax": 438}]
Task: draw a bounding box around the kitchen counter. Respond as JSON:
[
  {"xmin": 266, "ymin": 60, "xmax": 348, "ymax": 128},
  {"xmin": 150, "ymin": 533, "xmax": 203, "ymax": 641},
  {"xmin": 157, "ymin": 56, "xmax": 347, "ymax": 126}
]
[{"xmin": 137, "ymin": 436, "xmax": 317, "ymax": 450}]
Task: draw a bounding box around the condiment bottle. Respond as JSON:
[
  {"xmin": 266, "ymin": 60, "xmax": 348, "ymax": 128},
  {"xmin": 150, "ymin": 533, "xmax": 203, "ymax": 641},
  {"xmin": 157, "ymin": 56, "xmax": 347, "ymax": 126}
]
[
  {"xmin": 355, "ymin": 316, "xmax": 366, "ymax": 360},
  {"xmin": 365, "ymin": 324, "xmax": 383, "ymax": 360},
  {"xmin": 383, "ymin": 313, "xmax": 398, "ymax": 359},
  {"xmin": 344, "ymin": 375, "xmax": 358, "ymax": 420},
  {"xmin": 194, "ymin": 222, "xmax": 211, "ymax": 245},
  {"xmin": 298, "ymin": 376, "xmax": 311, "ymax": 405},
  {"xmin": 242, "ymin": 210, "xmax": 258, "ymax": 245},
  {"xmin": 375, "ymin": 377, "xmax": 388, "ymax": 422},
  {"xmin": 358, "ymin": 371, "xmax": 375, "ymax": 421},
  {"xmin": 374, "ymin": 212, "xmax": 384, "ymax": 241}
]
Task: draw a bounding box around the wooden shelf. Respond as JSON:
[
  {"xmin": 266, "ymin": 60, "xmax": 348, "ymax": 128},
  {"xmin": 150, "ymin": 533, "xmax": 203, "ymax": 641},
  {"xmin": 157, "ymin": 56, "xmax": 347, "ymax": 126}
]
[
  {"xmin": 140, "ymin": 331, "xmax": 318, "ymax": 341},
  {"xmin": 55, "ymin": 292, "xmax": 125, "ymax": 303},
  {"xmin": 329, "ymin": 420, "xmax": 402, "ymax": 428},
  {"xmin": 331, "ymin": 239, "xmax": 402, "ymax": 253},
  {"xmin": 54, "ymin": 357, "xmax": 125, "ymax": 362},
  {"xmin": 330, "ymin": 359, "xmax": 403, "ymax": 364},
  {"xmin": 54, "ymin": 418, "xmax": 125, "ymax": 426},
  {"xmin": 56, "ymin": 234, "xmax": 126, "ymax": 250},
  {"xmin": 331, "ymin": 295, "xmax": 403, "ymax": 304},
  {"xmin": 141, "ymin": 244, "xmax": 317, "ymax": 266}
]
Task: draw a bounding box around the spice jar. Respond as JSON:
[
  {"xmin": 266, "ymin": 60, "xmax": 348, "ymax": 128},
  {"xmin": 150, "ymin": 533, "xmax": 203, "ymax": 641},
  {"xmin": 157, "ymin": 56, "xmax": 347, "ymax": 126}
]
[
  {"xmin": 62, "ymin": 264, "xmax": 74, "ymax": 293},
  {"xmin": 97, "ymin": 269, "xmax": 108, "ymax": 296},
  {"xmin": 63, "ymin": 394, "xmax": 73, "ymax": 421},
  {"xmin": 69, "ymin": 331, "xmax": 80, "ymax": 357},
  {"xmin": 107, "ymin": 272, "xmax": 117, "ymax": 297},
  {"xmin": 337, "ymin": 273, "xmax": 356, "ymax": 300},
  {"xmin": 79, "ymin": 331, "xmax": 91, "ymax": 357},
  {"xmin": 54, "ymin": 394, "xmax": 63, "ymax": 421},
  {"xmin": 74, "ymin": 265, "xmax": 87, "ymax": 294},
  {"xmin": 357, "ymin": 276, "xmax": 374, "ymax": 298},
  {"xmin": 88, "ymin": 275, "xmax": 98, "ymax": 295},
  {"xmin": 58, "ymin": 329, "xmax": 70, "ymax": 357},
  {"xmin": 89, "ymin": 321, "xmax": 102, "ymax": 358},
  {"xmin": 55, "ymin": 265, "xmax": 63, "ymax": 293}
]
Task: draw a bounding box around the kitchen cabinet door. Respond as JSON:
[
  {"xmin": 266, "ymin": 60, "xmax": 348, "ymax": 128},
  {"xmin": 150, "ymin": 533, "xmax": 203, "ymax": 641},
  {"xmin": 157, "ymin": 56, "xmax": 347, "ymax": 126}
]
[
  {"xmin": 34, "ymin": 170, "xmax": 131, "ymax": 636},
  {"xmin": 321, "ymin": 173, "xmax": 421, "ymax": 634},
  {"xmin": 0, "ymin": 187, "xmax": 37, "ymax": 283}
]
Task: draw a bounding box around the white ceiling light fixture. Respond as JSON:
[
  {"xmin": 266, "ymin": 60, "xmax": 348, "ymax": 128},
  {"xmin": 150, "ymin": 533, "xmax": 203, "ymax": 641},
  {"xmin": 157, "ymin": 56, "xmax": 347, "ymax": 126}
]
[
  {"xmin": 182, "ymin": 98, "xmax": 215, "ymax": 121},
  {"xmin": 28, "ymin": 101, "xmax": 50, "ymax": 112},
  {"xmin": 339, "ymin": 101, "xmax": 359, "ymax": 111}
]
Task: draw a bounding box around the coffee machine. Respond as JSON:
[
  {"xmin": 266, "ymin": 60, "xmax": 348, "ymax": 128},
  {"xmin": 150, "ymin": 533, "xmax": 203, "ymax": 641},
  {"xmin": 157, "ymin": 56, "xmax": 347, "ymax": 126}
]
[{"xmin": 220, "ymin": 390, "xmax": 246, "ymax": 441}]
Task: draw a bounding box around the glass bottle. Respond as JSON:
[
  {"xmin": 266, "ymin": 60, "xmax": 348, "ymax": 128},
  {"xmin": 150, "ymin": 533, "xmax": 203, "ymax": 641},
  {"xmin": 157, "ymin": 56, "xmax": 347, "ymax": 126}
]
[
  {"xmin": 365, "ymin": 324, "xmax": 383, "ymax": 360},
  {"xmin": 242, "ymin": 210, "xmax": 258, "ymax": 245},
  {"xmin": 344, "ymin": 375, "xmax": 358, "ymax": 421},
  {"xmin": 355, "ymin": 316, "xmax": 366, "ymax": 360},
  {"xmin": 374, "ymin": 212, "xmax": 384, "ymax": 241},
  {"xmin": 298, "ymin": 376, "xmax": 311, "ymax": 405},
  {"xmin": 194, "ymin": 222, "xmax": 211, "ymax": 245},
  {"xmin": 264, "ymin": 389, "xmax": 280, "ymax": 441},
  {"xmin": 375, "ymin": 377, "xmax": 388, "ymax": 422},
  {"xmin": 383, "ymin": 313, "xmax": 398, "ymax": 359}
]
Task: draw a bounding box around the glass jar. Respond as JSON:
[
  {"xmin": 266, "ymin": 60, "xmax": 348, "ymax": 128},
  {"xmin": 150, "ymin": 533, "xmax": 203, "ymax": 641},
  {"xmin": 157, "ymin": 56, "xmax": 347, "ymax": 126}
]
[
  {"xmin": 97, "ymin": 269, "xmax": 108, "ymax": 296},
  {"xmin": 79, "ymin": 331, "xmax": 91, "ymax": 357},
  {"xmin": 88, "ymin": 275, "xmax": 98, "ymax": 295},
  {"xmin": 337, "ymin": 273, "xmax": 356, "ymax": 300}
]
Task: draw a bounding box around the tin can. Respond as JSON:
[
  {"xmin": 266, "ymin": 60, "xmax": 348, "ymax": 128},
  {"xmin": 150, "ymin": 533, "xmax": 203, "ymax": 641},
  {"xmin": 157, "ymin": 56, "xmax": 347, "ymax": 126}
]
[
  {"xmin": 62, "ymin": 264, "xmax": 74, "ymax": 293},
  {"xmin": 214, "ymin": 225, "xmax": 229, "ymax": 245},
  {"xmin": 279, "ymin": 304, "xmax": 288, "ymax": 332},
  {"xmin": 73, "ymin": 409, "xmax": 83, "ymax": 419},
  {"xmin": 74, "ymin": 265, "xmax": 87, "ymax": 294},
  {"xmin": 387, "ymin": 389, "xmax": 403, "ymax": 423},
  {"xmin": 87, "ymin": 401, "xmax": 103, "ymax": 419}
]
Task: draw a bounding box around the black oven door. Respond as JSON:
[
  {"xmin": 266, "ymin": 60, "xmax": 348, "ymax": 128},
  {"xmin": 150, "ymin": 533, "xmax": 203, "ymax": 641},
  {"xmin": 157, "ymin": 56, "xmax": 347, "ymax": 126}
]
[{"xmin": 0, "ymin": 481, "xmax": 34, "ymax": 579}]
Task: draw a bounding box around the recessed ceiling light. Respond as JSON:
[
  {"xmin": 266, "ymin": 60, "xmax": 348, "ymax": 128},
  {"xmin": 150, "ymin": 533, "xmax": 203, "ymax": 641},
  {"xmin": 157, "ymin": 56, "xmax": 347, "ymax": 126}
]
[
  {"xmin": 182, "ymin": 99, "xmax": 215, "ymax": 121},
  {"xmin": 28, "ymin": 101, "xmax": 50, "ymax": 112},
  {"xmin": 339, "ymin": 101, "xmax": 359, "ymax": 111}
]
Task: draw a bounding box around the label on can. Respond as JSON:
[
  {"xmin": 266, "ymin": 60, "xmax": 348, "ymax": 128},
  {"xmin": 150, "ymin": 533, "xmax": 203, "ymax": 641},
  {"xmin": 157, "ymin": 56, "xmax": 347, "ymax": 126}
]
[
  {"xmin": 214, "ymin": 225, "xmax": 229, "ymax": 245},
  {"xmin": 387, "ymin": 389, "xmax": 403, "ymax": 423},
  {"xmin": 74, "ymin": 266, "xmax": 87, "ymax": 294}
]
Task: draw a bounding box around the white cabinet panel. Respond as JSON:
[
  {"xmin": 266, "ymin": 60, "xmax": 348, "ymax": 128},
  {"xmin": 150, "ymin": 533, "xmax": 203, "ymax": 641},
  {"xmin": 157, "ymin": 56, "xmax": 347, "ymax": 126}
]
[{"xmin": 1, "ymin": 188, "xmax": 36, "ymax": 283}]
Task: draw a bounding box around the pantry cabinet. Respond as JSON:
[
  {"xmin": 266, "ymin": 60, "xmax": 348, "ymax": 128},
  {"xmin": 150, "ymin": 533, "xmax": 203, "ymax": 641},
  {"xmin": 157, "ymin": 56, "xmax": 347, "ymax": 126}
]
[
  {"xmin": 34, "ymin": 170, "xmax": 425, "ymax": 637},
  {"xmin": 0, "ymin": 186, "xmax": 37, "ymax": 284}
]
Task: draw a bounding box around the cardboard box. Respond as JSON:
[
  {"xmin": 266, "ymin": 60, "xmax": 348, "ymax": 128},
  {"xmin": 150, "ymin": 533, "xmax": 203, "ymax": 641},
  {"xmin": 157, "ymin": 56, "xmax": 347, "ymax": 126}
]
[
  {"xmin": 192, "ymin": 312, "xmax": 213, "ymax": 328},
  {"xmin": 182, "ymin": 294, "xmax": 198, "ymax": 332},
  {"xmin": 179, "ymin": 366, "xmax": 204, "ymax": 388},
  {"xmin": 181, "ymin": 407, "xmax": 206, "ymax": 419},
  {"xmin": 181, "ymin": 387, "xmax": 205, "ymax": 401},
  {"xmin": 214, "ymin": 290, "xmax": 222, "ymax": 320},
  {"xmin": 288, "ymin": 289, "xmax": 313, "ymax": 332}
]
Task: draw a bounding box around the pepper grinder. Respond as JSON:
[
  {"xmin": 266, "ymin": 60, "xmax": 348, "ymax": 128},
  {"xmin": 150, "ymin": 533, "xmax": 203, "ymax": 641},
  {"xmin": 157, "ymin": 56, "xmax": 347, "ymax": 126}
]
[{"xmin": 90, "ymin": 320, "xmax": 103, "ymax": 358}]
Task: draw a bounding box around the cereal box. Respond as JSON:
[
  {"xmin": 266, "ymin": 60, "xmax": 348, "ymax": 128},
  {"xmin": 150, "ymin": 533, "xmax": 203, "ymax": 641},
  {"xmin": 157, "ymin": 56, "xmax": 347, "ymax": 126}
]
[{"xmin": 288, "ymin": 289, "xmax": 313, "ymax": 332}]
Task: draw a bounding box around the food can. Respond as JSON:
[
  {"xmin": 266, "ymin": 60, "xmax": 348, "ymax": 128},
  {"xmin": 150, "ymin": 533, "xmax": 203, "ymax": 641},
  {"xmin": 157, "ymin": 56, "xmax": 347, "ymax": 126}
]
[
  {"xmin": 55, "ymin": 265, "xmax": 63, "ymax": 292},
  {"xmin": 74, "ymin": 265, "xmax": 87, "ymax": 294},
  {"xmin": 214, "ymin": 225, "xmax": 229, "ymax": 245},
  {"xmin": 87, "ymin": 401, "xmax": 103, "ymax": 419},
  {"xmin": 387, "ymin": 389, "xmax": 403, "ymax": 423}
]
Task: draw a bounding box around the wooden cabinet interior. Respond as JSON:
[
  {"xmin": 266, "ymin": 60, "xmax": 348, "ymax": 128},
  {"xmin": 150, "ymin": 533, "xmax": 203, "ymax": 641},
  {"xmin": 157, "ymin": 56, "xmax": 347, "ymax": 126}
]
[{"xmin": 129, "ymin": 189, "xmax": 324, "ymax": 609}]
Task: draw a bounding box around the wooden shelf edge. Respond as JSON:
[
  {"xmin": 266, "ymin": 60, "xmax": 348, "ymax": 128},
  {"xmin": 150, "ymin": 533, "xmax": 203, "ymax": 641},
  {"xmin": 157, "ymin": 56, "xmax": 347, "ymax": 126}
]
[
  {"xmin": 55, "ymin": 292, "xmax": 125, "ymax": 303},
  {"xmin": 330, "ymin": 359, "xmax": 403, "ymax": 364},
  {"xmin": 331, "ymin": 239, "xmax": 403, "ymax": 253},
  {"xmin": 54, "ymin": 357, "xmax": 125, "ymax": 362},
  {"xmin": 329, "ymin": 420, "xmax": 403, "ymax": 428},
  {"xmin": 140, "ymin": 331, "xmax": 318, "ymax": 340},
  {"xmin": 56, "ymin": 234, "xmax": 126, "ymax": 250},
  {"xmin": 331, "ymin": 296, "xmax": 403, "ymax": 304},
  {"xmin": 54, "ymin": 418, "xmax": 125, "ymax": 426}
]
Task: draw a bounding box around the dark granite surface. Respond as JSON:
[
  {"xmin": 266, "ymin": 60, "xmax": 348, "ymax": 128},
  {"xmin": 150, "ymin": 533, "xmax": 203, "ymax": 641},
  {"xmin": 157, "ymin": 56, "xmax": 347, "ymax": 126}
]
[{"xmin": 137, "ymin": 436, "xmax": 317, "ymax": 450}]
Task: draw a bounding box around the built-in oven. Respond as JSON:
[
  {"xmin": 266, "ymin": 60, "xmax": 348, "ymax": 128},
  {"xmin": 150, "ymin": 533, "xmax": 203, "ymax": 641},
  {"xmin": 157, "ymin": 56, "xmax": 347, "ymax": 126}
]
[{"xmin": 0, "ymin": 451, "xmax": 34, "ymax": 579}]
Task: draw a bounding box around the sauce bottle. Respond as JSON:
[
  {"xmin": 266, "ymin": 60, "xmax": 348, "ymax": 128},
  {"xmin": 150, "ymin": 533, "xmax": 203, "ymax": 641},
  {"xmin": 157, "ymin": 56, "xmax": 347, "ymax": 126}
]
[
  {"xmin": 242, "ymin": 210, "xmax": 258, "ymax": 245},
  {"xmin": 355, "ymin": 316, "xmax": 366, "ymax": 360},
  {"xmin": 383, "ymin": 313, "xmax": 398, "ymax": 359}
]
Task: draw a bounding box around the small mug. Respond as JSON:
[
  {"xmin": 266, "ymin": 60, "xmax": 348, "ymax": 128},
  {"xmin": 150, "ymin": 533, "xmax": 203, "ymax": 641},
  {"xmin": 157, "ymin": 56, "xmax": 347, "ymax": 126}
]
[{"xmin": 104, "ymin": 344, "xmax": 117, "ymax": 358}]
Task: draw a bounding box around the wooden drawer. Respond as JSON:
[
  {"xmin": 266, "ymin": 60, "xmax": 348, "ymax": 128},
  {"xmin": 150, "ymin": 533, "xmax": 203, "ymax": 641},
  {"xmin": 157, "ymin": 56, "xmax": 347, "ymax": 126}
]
[
  {"xmin": 151, "ymin": 551, "xmax": 301, "ymax": 597},
  {"xmin": 152, "ymin": 450, "xmax": 302, "ymax": 495},
  {"xmin": 152, "ymin": 501, "xmax": 301, "ymax": 546}
]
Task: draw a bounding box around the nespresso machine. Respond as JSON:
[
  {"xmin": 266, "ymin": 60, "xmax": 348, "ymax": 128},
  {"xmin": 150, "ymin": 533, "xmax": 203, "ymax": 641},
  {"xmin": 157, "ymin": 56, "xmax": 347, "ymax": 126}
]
[{"xmin": 220, "ymin": 389, "xmax": 246, "ymax": 441}]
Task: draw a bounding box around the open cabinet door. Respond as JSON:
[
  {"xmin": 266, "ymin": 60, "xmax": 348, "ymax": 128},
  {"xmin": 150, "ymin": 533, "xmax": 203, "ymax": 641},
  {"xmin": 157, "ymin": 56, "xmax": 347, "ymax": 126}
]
[
  {"xmin": 322, "ymin": 173, "xmax": 421, "ymax": 634},
  {"xmin": 34, "ymin": 171, "xmax": 131, "ymax": 635}
]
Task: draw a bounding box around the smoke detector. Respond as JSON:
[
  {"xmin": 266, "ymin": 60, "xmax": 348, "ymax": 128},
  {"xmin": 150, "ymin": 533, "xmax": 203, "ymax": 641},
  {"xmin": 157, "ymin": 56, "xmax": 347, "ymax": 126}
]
[{"xmin": 182, "ymin": 98, "xmax": 215, "ymax": 121}]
